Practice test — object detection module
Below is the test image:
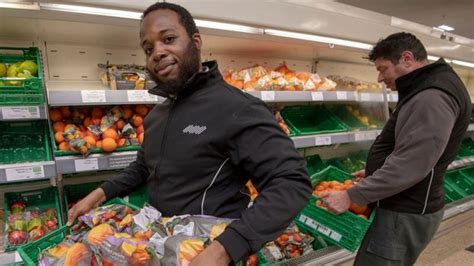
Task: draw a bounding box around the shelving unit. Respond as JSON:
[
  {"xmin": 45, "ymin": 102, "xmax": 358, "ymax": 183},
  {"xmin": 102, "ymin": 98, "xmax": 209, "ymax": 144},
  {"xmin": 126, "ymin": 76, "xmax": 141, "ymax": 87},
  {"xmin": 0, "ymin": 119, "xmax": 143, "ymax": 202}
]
[{"xmin": 0, "ymin": 1, "xmax": 473, "ymax": 264}]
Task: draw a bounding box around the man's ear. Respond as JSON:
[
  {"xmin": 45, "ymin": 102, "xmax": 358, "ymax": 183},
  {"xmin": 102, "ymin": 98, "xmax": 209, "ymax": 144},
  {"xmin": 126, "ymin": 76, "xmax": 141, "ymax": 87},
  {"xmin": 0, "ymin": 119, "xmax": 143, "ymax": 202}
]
[
  {"xmin": 400, "ymin": 50, "xmax": 415, "ymax": 67},
  {"xmin": 192, "ymin": 33, "xmax": 202, "ymax": 51}
]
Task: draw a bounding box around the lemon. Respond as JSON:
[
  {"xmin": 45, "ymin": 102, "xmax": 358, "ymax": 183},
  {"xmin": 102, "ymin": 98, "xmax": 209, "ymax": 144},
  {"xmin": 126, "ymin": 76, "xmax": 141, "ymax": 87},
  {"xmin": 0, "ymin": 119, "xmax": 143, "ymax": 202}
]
[
  {"xmin": 0, "ymin": 63, "xmax": 6, "ymax": 77},
  {"xmin": 19, "ymin": 60, "xmax": 38, "ymax": 76}
]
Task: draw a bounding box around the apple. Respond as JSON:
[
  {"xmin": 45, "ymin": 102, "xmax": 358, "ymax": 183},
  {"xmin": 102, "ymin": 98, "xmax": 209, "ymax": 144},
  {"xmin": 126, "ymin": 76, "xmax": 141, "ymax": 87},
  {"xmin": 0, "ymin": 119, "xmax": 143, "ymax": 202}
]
[
  {"xmin": 45, "ymin": 219, "xmax": 58, "ymax": 231},
  {"xmin": 11, "ymin": 201, "xmax": 26, "ymax": 214},
  {"xmin": 27, "ymin": 217, "xmax": 43, "ymax": 232},
  {"xmin": 29, "ymin": 227, "xmax": 46, "ymax": 241},
  {"xmin": 8, "ymin": 230, "xmax": 27, "ymax": 245}
]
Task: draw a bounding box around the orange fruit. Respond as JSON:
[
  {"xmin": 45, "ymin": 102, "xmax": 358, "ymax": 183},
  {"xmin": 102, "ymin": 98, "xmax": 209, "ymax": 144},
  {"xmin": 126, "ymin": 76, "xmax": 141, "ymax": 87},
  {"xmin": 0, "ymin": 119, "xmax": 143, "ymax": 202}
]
[
  {"xmin": 91, "ymin": 107, "xmax": 104, "ymax": 119},
  {"xmin": 85, "ymin": 131, "xmax": 100, "ymax": 141},
  {"xmin": 103, "ymin": 128, "xmax": 118, "ymax": 140},
  {"xmin": 132, "ymin": 115, "xmax": 143, "ymax": 127},
  {"xmin": 92, "ymin": 118, "xmax": 101, "ymax": 126},
  {"xmin": 96, "ymin": 140, "xmax": 102, "ymax": 149},
  {"xmin": 122, "ymin": 107, "xmax": 133, "ymax": 119},
  {"xmin": 58, "ymin": 142, "xmax": 69, "ymax": 151},
  {"xmin": 60, "ymin": 106, "xmax": 72, "ymax": 118},
  {"xmin": 135, "ymin": 105, "xmax": 149, "ymax": 117},
  {"xmin": 138, "ymin": 132, "xmax": 144, "ymax": 145},
  {"xmin": 83, "ymin": 136, "xmax": 96, "ymax": 146},
  {"xmin": 54, "ymin": 132, "xmax": 64, "ymax": 143},
  {"xmin": 350, "ymin": 203, "xmax": 368, "ymax": 215},
  {"xmin": 115, "ymin": 119, "xmax": 125, "ymax": 130},
  {"xmin": 49, "ymin": 109, "xmax": 62, "ymax": 122},
  {"xmin": 83, "ymin": 117, "xmax": 92, "ymax": 128},
  {"xmin": 117, "ymin": 138, "xmax": 126, "ymax": 147},
  {"xmin": 53, "ymin": 121, "xmax": 65, "ymax": 133},
  {"xmin": 136, "ymin": 125, "xmax": 144, "ymax": 134},
  {"xmin": 102, "ymin": 138, "xmax": 117, "ymax": 152},
  {"xmin": 64, "ymin": 124, "xmax": 76, "ymax": 132}
]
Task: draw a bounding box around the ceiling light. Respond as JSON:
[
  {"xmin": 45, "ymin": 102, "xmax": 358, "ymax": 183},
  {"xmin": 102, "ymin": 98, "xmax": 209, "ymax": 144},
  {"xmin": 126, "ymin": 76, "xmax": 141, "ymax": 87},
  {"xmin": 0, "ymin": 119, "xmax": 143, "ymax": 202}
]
[
  {"xmin": 427, "ymin": 55, "xmax": 440, "ymax": 61},
  {"xmin": 39, "ymin": 3, "xmax": 142, "ymax": 20},
  {"xmin": 0, "ymin": 2, "xmax": 40, "ymax": 10},
  {"xmin": 195, "ymin": 19, "xmax": 264, "ymax": 34},
  {"xmin": 437, "ymin": 24, "xmax": 455, "ymax": 31},
  {"xmin": 264, "ymin": 29, "xmax": 373, "ymax": 50},
  {"xmin": 432, "ymin": 27, "xmax": 445, "ymax": 32},
  {"xmin": 451, "ymin": 60, "xmax": 474, "ymax": 68}
]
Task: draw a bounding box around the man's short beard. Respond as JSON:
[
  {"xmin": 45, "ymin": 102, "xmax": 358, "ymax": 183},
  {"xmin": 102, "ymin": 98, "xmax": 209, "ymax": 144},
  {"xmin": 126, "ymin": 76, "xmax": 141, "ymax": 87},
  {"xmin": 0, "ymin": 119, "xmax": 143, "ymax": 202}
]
[{"xmin": 149, "ymin": 41, "xmax": 201, "ymax": 97}]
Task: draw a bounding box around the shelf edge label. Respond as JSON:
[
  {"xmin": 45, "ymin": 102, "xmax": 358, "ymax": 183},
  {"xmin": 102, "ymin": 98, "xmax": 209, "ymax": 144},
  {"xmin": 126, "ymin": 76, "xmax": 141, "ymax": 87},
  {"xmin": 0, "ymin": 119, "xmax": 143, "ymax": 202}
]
[
  {"xmin": 81, "ymin": 90, "xmax": 106, "ymax": 103},
  {"xmin": 5, "ymin": 165, "xmax": 45, "ymax": 182}
]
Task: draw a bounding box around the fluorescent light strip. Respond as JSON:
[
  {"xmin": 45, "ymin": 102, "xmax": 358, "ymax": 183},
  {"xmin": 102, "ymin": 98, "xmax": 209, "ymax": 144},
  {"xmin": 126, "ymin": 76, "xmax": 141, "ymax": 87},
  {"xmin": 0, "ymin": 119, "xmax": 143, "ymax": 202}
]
[
  {"xmin": 264, "ymin": 29, "xmax": 373, "ymax": 50},
  {"xmin": 452, "ymin": 60, "xmax": 474, "ymax": 68},
  {"xmin": 427, "ymin": 55, "xmax": 440, "ymax": 61},
  {"xmin": 195, "ymin": 19, "xmax": 264, "ymax": 34},
  {"xmin": 39, "ymin": 3, "xmax": 142, "ymax": 20},
  {"xmin": 438, "ymin": 24, "xmax": 455, "ymax": 31},
  {"xmin": 432, "ymin": 27, "xmax": 445, "ymax": 32},
  {"xmin": 0, "ymin": 2, "xmax": 40, "ymax": 10}
]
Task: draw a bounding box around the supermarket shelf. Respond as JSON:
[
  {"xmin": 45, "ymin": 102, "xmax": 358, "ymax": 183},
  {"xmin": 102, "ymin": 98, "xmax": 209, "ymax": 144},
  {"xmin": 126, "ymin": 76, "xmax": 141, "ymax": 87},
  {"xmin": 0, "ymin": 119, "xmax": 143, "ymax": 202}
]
[
  {"xmin": 468, "ymin": 124, "xmax": 474, "ymax": 132},
  {"xmin": 447, "ymin": 156, "xmax": 474, "ymax": 170},
  {"xmin": 0, "ymin": 105, "xmax": 47, "ymax": 120},
  {"xmin": 292, "ymin": 129, "xmax": 382, "ymax": 149},
  {"xmin": 55, "ymin": 151, "xmax": 138, "ymax": 174},
  {"xmin": 0, "ymin": 161, "xmax": 56, "ymax": 183},
  {"xmin": 48, "ymin": 89, "xmax": 166, "ymax": 106},
  {"xmin": 442, "ymin": 195, "xmax": 474, "ymax": 220},
  {"xmin": 248, "ymin": 91, "xmax": 389, "ymax": 103}
]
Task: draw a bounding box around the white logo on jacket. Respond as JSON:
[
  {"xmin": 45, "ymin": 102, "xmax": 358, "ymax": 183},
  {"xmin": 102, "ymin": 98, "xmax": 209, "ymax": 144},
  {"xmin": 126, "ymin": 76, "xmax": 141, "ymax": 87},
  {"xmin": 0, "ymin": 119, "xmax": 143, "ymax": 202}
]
[{"xmin": 182, "ymin": 125, "xmax": 207, "ymax": 135}]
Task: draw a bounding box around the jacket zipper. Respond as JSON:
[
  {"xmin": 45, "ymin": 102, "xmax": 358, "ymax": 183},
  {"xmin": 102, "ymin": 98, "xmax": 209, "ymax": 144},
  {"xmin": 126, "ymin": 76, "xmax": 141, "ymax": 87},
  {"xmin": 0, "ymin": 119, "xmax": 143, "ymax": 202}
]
[{"xmin": 156, "ymin": 98, "xmax": 177, "ymax": 181}]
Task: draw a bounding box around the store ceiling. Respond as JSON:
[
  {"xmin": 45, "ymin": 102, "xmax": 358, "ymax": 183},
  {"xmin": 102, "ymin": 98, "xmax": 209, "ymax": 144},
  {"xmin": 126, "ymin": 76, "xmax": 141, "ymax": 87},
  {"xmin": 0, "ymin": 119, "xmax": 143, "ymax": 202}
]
[{"xmin": 336, "ymin": 0, "xmax": 474, "ymax": 39}]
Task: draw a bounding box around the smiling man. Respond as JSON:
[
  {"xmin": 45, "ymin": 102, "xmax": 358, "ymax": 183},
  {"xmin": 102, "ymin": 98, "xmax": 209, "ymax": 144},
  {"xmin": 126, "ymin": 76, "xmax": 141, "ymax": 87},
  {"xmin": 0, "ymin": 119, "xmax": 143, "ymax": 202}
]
[
  {"xmin": 321, "ymin": 32, "xmax": 471, "ymax": 265},
  {"xmin": 67, "ymin": 2, "xmax": 311, "ymax": 265}
]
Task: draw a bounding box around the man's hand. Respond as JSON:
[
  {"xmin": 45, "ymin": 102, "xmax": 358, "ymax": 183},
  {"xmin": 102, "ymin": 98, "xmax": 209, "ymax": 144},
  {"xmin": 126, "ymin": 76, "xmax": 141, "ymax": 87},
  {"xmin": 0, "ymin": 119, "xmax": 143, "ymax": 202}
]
[
  {"xmin": 66, "ymin": 188, "xmax": 106, "ymax": 226},
  {"xmin": 190, "ymin": 240, "xmax": 231, "ymax": 266},
  {"xmin": 319, "ymin": 191, "xmax": 351, "ymax": 214}
]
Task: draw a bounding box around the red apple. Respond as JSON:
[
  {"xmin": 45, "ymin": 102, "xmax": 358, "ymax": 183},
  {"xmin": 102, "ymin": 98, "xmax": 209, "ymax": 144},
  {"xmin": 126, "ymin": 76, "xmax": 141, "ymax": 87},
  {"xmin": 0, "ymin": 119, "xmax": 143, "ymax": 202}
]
[
  {"xmin": 45, "ymin": 219, "xmax": 58, "ymax": 231},
  {"xmin": 8, "ymin": 230, "xmax": 27, "ymax": 245},
  {"xmin": 28, "ymin": 227, "xmax": 46, "ymax": 241},
  {"xmin": 10, "ymin": 201, "xmax": 26, "ymax": 214}
]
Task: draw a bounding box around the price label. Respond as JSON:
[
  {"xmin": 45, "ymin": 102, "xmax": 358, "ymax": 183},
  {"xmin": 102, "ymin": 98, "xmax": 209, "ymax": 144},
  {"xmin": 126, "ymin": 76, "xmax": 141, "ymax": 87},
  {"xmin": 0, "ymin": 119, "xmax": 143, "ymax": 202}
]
[
  {"xmin": 311, "ymin": 92, "xmax": 324, "ymax": 101},
  {"xmin": 354, "ymin": 132, "xmax": 368, "ymax": 142},
  {"xmin": 5, "ymin": 165, "xmax": 45, "ymax": 182},
  {"xmin": 366, "ymin": 131, "xmax": 378, "ymax": 140},
  {"xmin": 360, "ymin": 93, "xmax": 370, "ymax": 102},
  {"xmin": 81, "ymin": 90, "xmax": 106, "ymax": 103},
  {"xmin": 317, "ymin": 224, "xmax": 332, "ymax": 236},
  {"xmin": 74, "ymin": 158, "xmax": 99, "ymax": 172},
  {"xmin": 127, "ymin": 90, "xmax": 158, "ymax": 102},
  {"xmin": 315, "ymin": 136, "xmax": 331, "ymax": 146},
  {"xmin": 2, "ymin": 106, "xmax": 40, "ymax": 119},
  {"xmin": 260, "ymin": 91, "xmax": 275, "ymax": 101},
  {"xmin": 336, "ymin": 91, "xmax": 348, "ymax": 100},
  {"xmin": 330, "ymin": 231, "xmax": 342, "ymax": 242}
]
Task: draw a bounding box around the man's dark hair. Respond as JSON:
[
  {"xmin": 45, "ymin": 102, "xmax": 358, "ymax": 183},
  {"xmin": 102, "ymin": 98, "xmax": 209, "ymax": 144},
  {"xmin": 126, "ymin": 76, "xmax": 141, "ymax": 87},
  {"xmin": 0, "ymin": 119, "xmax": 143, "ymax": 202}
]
[
  {"xmin": 368, "ymin": 32, "xmax": 427, "ymax": 64},
  {"xmin": 142, "ymin": 2, "xmax": 199, "ymax": 37}
]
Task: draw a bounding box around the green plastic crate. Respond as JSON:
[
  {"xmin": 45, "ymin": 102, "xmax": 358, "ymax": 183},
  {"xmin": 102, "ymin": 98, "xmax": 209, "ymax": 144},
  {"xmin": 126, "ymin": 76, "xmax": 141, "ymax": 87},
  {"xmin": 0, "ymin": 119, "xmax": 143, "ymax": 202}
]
[
  {"xmin": 18, "ymin": 197, "xmax": 138, "ymax": 266},
  {"xmin": 295, "ymin": 166, "xmax": 374, "ymax": 252},
  {"xmin": 304, "ymin": 154, "xmax": 327, "ymax": 177},
  {"xmin": 443, "ymin": 171, "xmax": 468, "ymax": 203},
  {"xmin": 3, "ymin": 187, "xmax": 63, "ymax": 252},
  {"xmin": 126, "ymin": 184, "xmax": 149, "ymax": 207},
  {"xmin": 256, "ymin": 224, "xmax": 331, "ymax": 266},
  {"xmin": 63, "ymin": 181, "xmax": 104, "ymax": 209},
  {"xmin": 327, "ymin": 105, "xmax": 368, "ymax": 130},
  {"xmin": 451, "ymin": 168, "xmax": 474, "ymax": 195},
  {"xmin": 0, "ymin": 121, "xmax": 52, "ymax": 164},
  {"xmin": 280, "ymin": 105, "xmax": 350, "ymax": 136},
  {"xmin": 50, "ymin": 124, "xmax": 142, "ymax": 157},
  {"xmin": 0, "ymin": 47, "xmax": 45, "ymax": 106},
  {"xmin": 325, "ymin": 152, "xmax": 367, "ymax": 174}
]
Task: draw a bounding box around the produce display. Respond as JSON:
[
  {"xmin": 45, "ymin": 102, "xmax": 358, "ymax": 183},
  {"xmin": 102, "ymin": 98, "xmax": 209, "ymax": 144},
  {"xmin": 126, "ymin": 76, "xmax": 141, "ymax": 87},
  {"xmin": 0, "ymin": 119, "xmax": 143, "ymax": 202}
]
[
  {"xmin": 325, "ymin": 150, "xmax": 368, "ymax": 174},
  {"xmin": 223, "ymin": 62, "xmax": 337, "ymax": 91},
  {"xmin": 0, "ymin": 59, "xmax": 38, "ymax": 87},
  {"xmin": 254, "ymin": 223, "xmax": 319, "ymax": 265},
  {"xmin": 6, "ymin": 201, "xmax": 59, "ymax": 248},
  {"xmin": 343, "ymin": 105, "xmax": 381, "ymax": 129},
  {"xmin": 50, "ymin": 105, "xmax": 148, "ymax": 156},
  {"xmin": 327, "ymin": 75, "xmax": 382, "ymax": 92},
  {"xmin": 98, "ymin": 64, "xmax": 154, "ymax": 90},
  {"xmin": 37, "ymin": 202, "xmax": 235, "ymax": 266}
]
